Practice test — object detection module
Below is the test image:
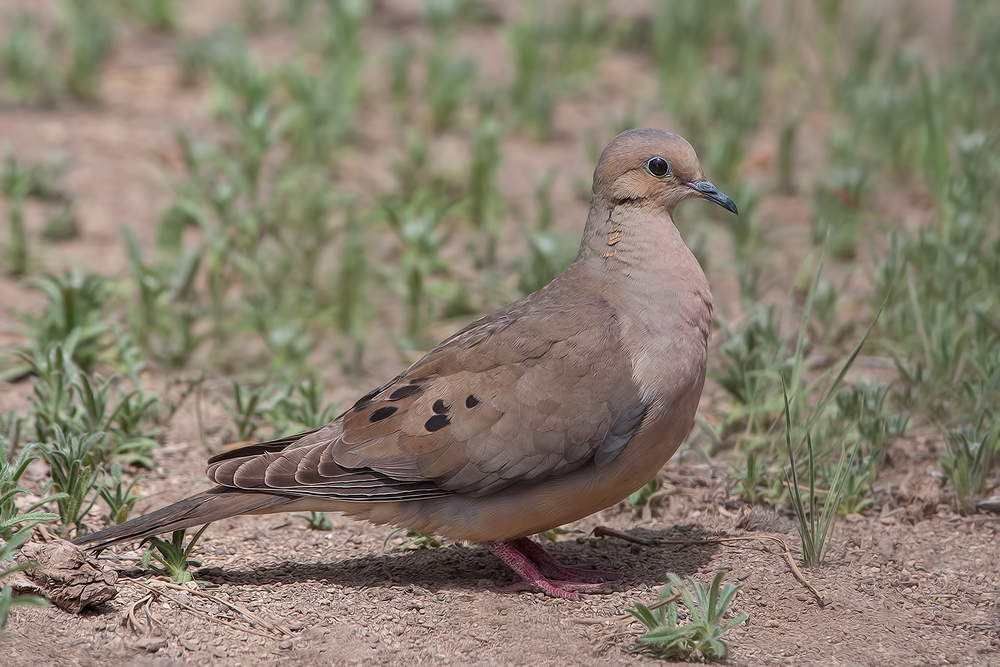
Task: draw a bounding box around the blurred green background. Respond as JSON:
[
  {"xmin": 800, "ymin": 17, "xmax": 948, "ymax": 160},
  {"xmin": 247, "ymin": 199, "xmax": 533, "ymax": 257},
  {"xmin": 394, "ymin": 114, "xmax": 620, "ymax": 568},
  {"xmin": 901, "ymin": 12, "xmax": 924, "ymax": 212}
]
[{"xmin": 0, "ymin": 0, "xmax": 998, "ymax": 603}]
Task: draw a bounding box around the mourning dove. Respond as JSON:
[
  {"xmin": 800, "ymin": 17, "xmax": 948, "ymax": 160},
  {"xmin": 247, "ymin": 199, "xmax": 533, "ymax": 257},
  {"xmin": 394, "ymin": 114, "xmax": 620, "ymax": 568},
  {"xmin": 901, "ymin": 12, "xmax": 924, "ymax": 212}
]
[{"xmin": 74, "ymin": 128, "xmax": 737, "ymax": 599}]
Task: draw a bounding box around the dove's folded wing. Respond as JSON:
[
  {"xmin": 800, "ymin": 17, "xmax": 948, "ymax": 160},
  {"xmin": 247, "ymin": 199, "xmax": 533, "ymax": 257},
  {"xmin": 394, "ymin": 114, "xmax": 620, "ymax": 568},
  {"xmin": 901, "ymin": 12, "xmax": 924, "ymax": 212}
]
[{"xmin": 206, "ymin": 284, "xmax": 648, "ymax": 501}]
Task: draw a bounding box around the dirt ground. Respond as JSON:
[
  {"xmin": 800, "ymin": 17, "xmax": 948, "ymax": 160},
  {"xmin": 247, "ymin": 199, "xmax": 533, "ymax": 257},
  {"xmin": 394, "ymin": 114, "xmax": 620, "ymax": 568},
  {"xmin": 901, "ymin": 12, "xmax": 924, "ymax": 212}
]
[
  {"xmin": 2, "ymin": 1, "xmax": 998, "ymax": 665},
  {"xmin": 5, "ymin": 424, "xmax": 999, "ymax": 666}
]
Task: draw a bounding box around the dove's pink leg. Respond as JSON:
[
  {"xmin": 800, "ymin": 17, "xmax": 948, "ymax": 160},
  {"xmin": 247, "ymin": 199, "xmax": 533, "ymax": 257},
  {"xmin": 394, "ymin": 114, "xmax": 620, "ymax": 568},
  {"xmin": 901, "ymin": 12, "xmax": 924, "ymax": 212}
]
[
  {"xmin": 487, "ymin": 540, "xmax": 615, "ymax": 600},
  {"xmin": 510, "ymin": 537, "xmax": 623, "ymax": 582}
]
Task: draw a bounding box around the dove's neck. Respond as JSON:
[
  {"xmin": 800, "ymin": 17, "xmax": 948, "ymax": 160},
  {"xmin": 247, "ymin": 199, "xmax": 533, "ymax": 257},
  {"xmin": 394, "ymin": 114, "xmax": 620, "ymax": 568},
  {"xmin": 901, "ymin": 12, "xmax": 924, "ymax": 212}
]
[{"xmin": 573, "ymin": 200, "xmax": 713, "ymax": 406}]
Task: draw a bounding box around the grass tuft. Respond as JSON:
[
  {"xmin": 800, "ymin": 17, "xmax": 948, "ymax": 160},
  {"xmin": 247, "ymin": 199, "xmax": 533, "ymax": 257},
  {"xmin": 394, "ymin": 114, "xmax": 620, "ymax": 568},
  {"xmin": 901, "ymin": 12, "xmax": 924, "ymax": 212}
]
[
  {"xmin": 627, "ymin": 571, "xmax": 746, "ymax": 661},
  {"xmin": 141, "ymin": 525, "xmax": 210, "ymax": 585}
]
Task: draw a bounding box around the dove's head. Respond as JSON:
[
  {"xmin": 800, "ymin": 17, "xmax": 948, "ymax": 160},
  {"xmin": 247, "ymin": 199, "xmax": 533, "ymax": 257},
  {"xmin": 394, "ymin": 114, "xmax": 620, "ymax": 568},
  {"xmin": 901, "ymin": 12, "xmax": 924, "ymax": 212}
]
[{"xmin": 592, "ymin": 128, "xmax": 738, "ymax": 216}]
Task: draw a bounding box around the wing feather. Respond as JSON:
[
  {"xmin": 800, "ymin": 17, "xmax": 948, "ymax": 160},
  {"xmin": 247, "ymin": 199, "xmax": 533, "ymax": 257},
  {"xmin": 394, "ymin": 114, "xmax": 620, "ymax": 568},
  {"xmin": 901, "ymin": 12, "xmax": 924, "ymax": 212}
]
[{"xmin": 205, "ymin": 282, "xmax": 649, "ymax": 502}]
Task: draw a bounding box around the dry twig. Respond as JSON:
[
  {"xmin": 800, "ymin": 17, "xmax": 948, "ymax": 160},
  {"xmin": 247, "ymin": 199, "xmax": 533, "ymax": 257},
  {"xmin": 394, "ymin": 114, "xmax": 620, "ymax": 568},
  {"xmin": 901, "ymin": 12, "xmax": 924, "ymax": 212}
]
[
  {"xmin": 592, "ymin": 526, "xmax": 826, "ymax": 607},
  {"xmin": 125, "ymin": 592, "xmax": 160, "ymax": 634},
  {"xmin": 129, "ymin": 580, "xmax": 292, "ymax": 640}
]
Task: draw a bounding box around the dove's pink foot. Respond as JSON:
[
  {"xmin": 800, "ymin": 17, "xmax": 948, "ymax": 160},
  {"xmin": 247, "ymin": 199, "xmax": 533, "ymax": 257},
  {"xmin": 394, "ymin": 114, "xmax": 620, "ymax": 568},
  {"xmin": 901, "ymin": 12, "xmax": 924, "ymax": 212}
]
[
  {"xmin": 488, "ymin": 538, "xmax": 620, "ymax": 600},
  {"xmin": 510, "ymin": 537, "xmax": 623, "ymax": 582}
]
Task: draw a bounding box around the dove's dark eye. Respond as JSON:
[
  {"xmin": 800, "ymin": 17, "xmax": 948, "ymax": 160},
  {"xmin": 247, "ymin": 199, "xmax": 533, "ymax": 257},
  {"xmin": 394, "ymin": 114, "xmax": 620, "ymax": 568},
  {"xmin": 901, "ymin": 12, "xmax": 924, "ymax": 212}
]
[{"xmin": 646, "ymin": 156, "xmax": 671, "ymax": 178}]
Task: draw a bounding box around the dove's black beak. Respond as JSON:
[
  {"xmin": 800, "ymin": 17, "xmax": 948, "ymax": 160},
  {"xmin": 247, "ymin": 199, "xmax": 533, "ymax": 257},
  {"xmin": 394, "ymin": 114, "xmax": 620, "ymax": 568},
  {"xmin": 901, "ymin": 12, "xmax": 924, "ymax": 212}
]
[{"xmin": 686, "ymin": 181, "xmax": 738, "ymax": 215}]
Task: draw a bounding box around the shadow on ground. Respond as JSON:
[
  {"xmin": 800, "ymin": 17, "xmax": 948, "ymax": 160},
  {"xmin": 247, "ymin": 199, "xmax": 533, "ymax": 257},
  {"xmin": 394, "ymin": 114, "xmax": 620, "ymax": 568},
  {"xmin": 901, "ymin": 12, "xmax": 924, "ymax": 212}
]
[{"xmin": 188, "ymin": 526, "xmax": 722, "ymax": 595}]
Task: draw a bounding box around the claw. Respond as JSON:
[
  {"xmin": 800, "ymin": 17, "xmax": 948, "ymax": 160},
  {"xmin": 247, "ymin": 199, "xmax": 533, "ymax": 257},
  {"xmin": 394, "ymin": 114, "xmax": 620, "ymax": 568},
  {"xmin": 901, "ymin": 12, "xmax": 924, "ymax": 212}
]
[
  {"xmin": 488, "ymin": 537, "xmax": 621, "ymax": 599},
  {"xmin": 499, "ymin": 579, "xmax": 612, "ymax": 600},
  {"xmin": 510, "ymin": 537, "xmax": 623, "ymax": 582}
]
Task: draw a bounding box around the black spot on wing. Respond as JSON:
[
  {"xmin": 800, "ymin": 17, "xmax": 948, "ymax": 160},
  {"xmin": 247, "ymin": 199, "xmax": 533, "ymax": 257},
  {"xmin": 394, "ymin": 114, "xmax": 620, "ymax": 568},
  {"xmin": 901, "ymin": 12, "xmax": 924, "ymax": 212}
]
[
  {"xmin": 389, "ymin": 384, "xmax": 421, "ymax": 400},
  {"xmin": 369, "ymin": 406, "xmax": 398, "ymax": 422},
  {"xmin": 424, "ymin": 414, "xmax": 451, "ymax": 432},
  {"xmin": 465, "ymin": 394, "xmax": 480, "ymax": 408},
  {"xmin": 432, "ymin": 399, "xmax": 449, "ymax": 414},
  {"xmin": 352, "ymin": 386, "xmax": 383, "ymax": 412}
]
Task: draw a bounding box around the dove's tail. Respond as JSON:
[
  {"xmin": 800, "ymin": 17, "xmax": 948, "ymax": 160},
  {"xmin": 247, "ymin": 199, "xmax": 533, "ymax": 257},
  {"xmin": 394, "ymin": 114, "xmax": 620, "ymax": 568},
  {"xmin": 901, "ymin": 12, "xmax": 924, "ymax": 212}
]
[{"xmin": 71, "ymin": 487, "xmax": 292, "ymax": 550}]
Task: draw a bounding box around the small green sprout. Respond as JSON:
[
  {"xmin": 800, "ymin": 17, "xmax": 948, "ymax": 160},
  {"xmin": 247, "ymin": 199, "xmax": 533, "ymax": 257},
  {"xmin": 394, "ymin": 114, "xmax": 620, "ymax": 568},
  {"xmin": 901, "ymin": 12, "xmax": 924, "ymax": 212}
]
[
  {"xmin": 141, "ymin": 526, "xmax": 210, "ymax": 585},
  {"xmin": 627, "ymin": 571, "xmax": 747, "ymax": 661}
]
